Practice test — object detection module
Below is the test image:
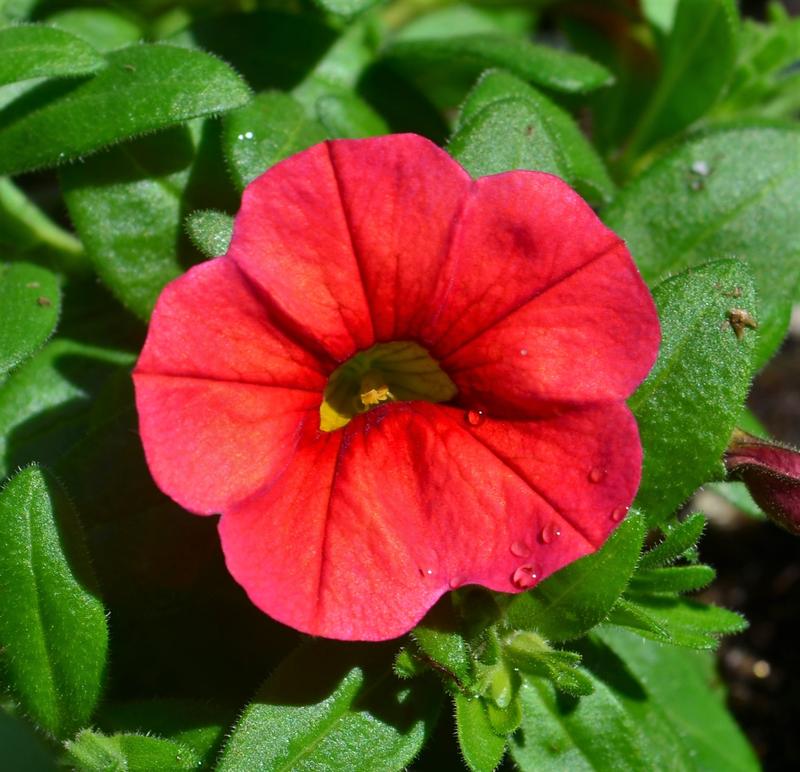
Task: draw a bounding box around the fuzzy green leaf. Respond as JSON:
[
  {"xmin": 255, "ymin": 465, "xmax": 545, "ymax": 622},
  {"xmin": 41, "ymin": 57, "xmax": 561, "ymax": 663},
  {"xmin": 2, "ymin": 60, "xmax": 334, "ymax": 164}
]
[
  {"xmin": 450, "ymin": 69, "xmax": 614, "ymax": 203},
  {"xmin": 315, "ymin": 92, "xmax": 388, "ymax": 139},
  {"xmin": 606, "ymin": 125, "xmax": 800, "ymax": 366},
  {"xmin": 0, "ymin": 24, "xmax": 104, "ymax": 86},
  {"xmin": 0, "ymin": 263, "xmax": 60, "ymax": 378},
  {"xmin": 312, "ymin": 0, "xmax": 379, "ymax": 18},
  {"xmin": 623, "ymin": 0, "xmax": 739, "ymax": 159},
  {"xmin": 217, "ymin": 643, "xmax": 440, "ymax": 772},
  {"xmin": 609, "ymin": 596, "xmax": 747, "ymax": 649},
  {"xmin": 511, "ymin": 671, "xmax": 651, "ymax": 771},
  {"xmin": 0, "ymin": 709, "xmax": 57, "ymax": 771},
  {"xmin": 638, "ymin": 513, "xmax": 707, "ymax": 569},
  {"xmin": 629, "ymin": 260, "xmax": 756, "ymax": 524},
  {"xmin": 595, "ymin": 628, "xmax": 759, "ymax": 771},
  {"xmin": 628, "ymin": 565, "xmax": 716, "ymax": 595},
  {"xmin": 66, "ymin": 729, "xmax": 200, "ymax": 771},
  {"xmin": 412, "ymin": 597, "xmax": 474, "ymax": 690},
  {"xmin": 0, "ymin": 43, "xmax": 250, "ymax": 176},
  {"xmin": 454, "ymin": 694, "xmax": 507, "ymax": 772},
  {"xmin": 185, "ymin": 210, "xmax": 233, "ymax": 259},
  {"xmin": 0, "ymin": 336, "xmax": 136, "ymax": 480},
  {"xmin": 46, "ymin": 9, "xmax": 142, "ymax": 53},
  {"xmin": 0, "ymin": 466, "xmax": 107, "ymax": 738},
  {"xmin": 385, "ymin": 34, "xmax": 613, "ymax": 96},
  {"xmin": 507, "ymin": 513, "xmax": 645, "ymax": 641},
  {"xmin": 223, "ymin": 91, "xmax": 328, "ymax": 191},
  {"xmin": 61, "ymin": 122, "xmax": 230, "ymax": 319}
]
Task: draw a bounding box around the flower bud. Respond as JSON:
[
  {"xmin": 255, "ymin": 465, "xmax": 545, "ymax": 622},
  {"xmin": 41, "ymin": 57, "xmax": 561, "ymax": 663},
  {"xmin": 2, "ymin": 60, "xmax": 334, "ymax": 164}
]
[{"xmin": 724, "ymin": 429, "xmax": 800, "ymax": 535}]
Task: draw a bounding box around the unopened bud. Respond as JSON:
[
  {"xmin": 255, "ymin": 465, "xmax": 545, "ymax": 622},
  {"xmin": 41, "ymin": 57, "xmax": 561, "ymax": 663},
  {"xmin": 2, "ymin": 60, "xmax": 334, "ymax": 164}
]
[{"xmin": 724, "ymin": 429, "xmax": 800, "ymax": 535}]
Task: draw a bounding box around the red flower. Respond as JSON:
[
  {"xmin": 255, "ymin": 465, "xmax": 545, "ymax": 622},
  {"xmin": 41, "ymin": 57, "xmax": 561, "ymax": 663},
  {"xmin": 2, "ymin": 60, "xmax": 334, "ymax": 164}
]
[
  {"xmin": 133, "ymin": 134, "xmax": 660, "ymax": 641},
  {"xmin": 725, "ymin": 429, "xmax": 800, "ymax": 535}
]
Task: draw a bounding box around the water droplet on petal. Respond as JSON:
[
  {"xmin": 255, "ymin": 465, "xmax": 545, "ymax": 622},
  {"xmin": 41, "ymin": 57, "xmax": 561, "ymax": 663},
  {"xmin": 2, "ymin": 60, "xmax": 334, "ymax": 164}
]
[
  {"xmin": 520, "ymin": 348, "xmax": 528, "ymax": 357},
  {"xmin": 510, "ymin": 541, "xmax": 529, "ymax": 557},
  {"xmin": 588, "ymin": 467, "xmax": 605, "ymax": 484},
  {"xmin": 512, "ymin": 564, "xmax": 538, "ymax": 589},
  {"xmin": 449, "ymin": 577, "xmax": 461, "ymax": 589},
  {"xmin": 539, "ymin": 523, "xmax": 561, "ymax": 544},
  {"xmin": 611, "ymin": 505, "xmax": 628, "ymax": 522},
  {"xmin": 465, "ymin": 409, "xmax": 486, "ymax": 427}
]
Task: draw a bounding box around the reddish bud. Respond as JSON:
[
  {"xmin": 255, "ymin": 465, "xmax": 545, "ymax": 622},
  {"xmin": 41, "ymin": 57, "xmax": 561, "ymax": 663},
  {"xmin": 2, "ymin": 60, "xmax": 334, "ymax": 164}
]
[{"xmin": 725, "ymin": 429, "xmax": 800, "ymax": 535}]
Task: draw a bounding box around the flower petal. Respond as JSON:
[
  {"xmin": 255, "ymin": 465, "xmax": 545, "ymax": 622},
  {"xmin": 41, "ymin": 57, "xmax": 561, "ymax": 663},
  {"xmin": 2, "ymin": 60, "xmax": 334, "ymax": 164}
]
[
  {"xmin": 218, "ymin": 401, "xmax": 641, "ymax": 640},
  {"xmin": 134, "ymin": 258, "xmax": 324, "ymax": 513},
  {"xmin": 423, "ymin": 171, "xmax": 659, "ymax": 408},
  {"xmin": 324, "ymin": 134, "xmax": 471, "ymax": 341},
  {"xmin": 443, "ymin": 240, "xmax": 660, "ymax": 412}
]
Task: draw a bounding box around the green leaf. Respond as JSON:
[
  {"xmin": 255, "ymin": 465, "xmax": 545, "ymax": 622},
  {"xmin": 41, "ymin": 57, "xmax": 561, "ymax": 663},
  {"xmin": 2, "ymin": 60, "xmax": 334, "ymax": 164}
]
[
  {"xmin": 628, "ymin": 260, "xmax": 757, "ymax": 524},
  {"xmin": 606, "ymin": 125, "xmax": 800, "ymax": 366},
  {"xmin": 66, "ymin": 729, "xmax": 200, "ymax": 772},
  {"xmin": 504, "ymin": 642, "xmax": 594, "ymax": 698},
  {"xmin": 46, "ymin": 9, "xmax": 143, "ymax": 53},
  {"xmin": 610, "ymin": 595, "xmax": 747, "ymax": 649},
  {"xmin": 622, "ymin": 0, "xmax": 738, "ymax": 160},
  {"xmin": 449, "ymin": 69, "xmax": 614, "ymax": 204},
  {"xmin": 61, "ymin": 123, "xmax": 223, "ymax": 319},
  {"xmin": 596, "ymin": 628, "xmax": 759, "ymax": 771},
  {"xmin": 384, "ymin": 34, "xmax": 614, "ymax": 97},
  {"xmin": 506, "ymin": 513, "xmax": 645, "ymax": 641},
  {"xmin": 412, "ymin": 597, "xmax": 474, "ymax": 690},
  {"xmin": 97, "ymin": 699, "xmax": 231, "ymax": 764},
  {"xmin": 312, "ymin": 0, "xmax": 379, "ymax": 18},
  {"xmin": 222, "ymin": 91, "xmax": 328, "ymax": 192},
  {"xmin": 315, "ymin": 91, "xmax": 389, "ymax": 139},
  {"xmin": 0, "ymin": 24, "xmax": 104, "ymax": 86},
  {"xmin": 168, "ymin": 10, "xmax": 338, "ymax": 94},
  {"xmin": 0, "ymin": 709, "xmax": 57, "ymax": 771},
  {"xmin": 0, "ymin": 336, "xmax": 136, "ymax": 480},
  {"xmin": 0, "ymin": 263, "xmax": 60, "ymax": 378},
  {"xmin": 0, "ymin": 177, "xmax": 87, "ymax": 275},
  {"xmin": 705, "ymin": 480, "xmax": 765, "ymax": 519},
  {"xmin": 0, "ymin": 466, "xmax": 108, "ymax": 738},
  {"xmin": 628, "ymin": 565, "xmax": 716, "ymax": 594},
  {"xmin": 638, "ymin": 513, "xmax": 707, "ymax": 569},
  {"xmin": 454, "ymin": 693, "xmax": 506, "ymax": 772},
  {"xmin": 217, "ymin": 642, "xmax": 440, "ymax": 772},
  {"xmin": 511, "ymin": 671, "xmax": 651, "ymax": 771},
  {"xmin": 185, "ymin": 210, "xmax": 233, "ymax": 259},
  {"xmin": 0, "ymin": 43, "xmax": 250, "ymax": 176}
]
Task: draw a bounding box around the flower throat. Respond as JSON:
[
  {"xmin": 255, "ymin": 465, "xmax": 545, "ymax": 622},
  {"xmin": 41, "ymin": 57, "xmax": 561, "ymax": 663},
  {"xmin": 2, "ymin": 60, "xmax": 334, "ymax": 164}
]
[{"xmin": 319, "ymin": 341, "xmax": 457, "ymax": 432}]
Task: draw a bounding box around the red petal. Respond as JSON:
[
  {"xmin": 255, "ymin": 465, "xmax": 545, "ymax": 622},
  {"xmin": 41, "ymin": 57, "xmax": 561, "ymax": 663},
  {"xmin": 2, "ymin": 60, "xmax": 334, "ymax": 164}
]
[
  {"xmin": 325, "ymin": 135, "xmax": 471, "ymax": 341},
  {"xmin": 218, "ymin": 401, "xmax": 641, "ymax": 640},
  {"xmin": 134, "ymin": 258, "xmax": 324, "ymax": 513},
  {"xmin": 425, "ymin": 172, "xmax": 660, "ymax": 408},
  {"xmin": 443, "ymin": 240, "xmax": 660, "ymax": 412}
]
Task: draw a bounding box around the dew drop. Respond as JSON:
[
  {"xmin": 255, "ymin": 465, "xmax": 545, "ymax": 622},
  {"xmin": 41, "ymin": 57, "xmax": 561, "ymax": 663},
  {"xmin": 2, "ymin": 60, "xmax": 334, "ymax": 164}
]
[
  {"xmin": 449, "ymin": 577, "xmax": 461, "ymax": 589},
  {"xmin": 520, "ymin": 348, "xmax": 528, "ymax": 357},
  {"xmin": 512, "ymin": 564, "xmax": 538, "ymax": 589},
  {"xmin": 611, "ymin": 505, "xmax": 628, "ymax": 522},
  {"xmin": 237, "ymin": 133, "xmax": 244, "ymax": 140},
  {"xmin": 691, "ymin": 159, "xmax": 710, "ymax": 176},
  {"xmin": 465, "ymin": 408, "xmax": 486, "ymax": 427},
  {"xmin": 510, "ymin": 540, "xmax": 529, "ymax": 557},
  {"xmin": 244, "ymin": 130, "xmax": 254, "ymax": 139},
  {"xmin": 588, "ymin": 467, "xmax": 604, "ymax": 484},
  {"xmin": 539, "ymin": 523, "xmax": 561, "ymax": 544}
]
